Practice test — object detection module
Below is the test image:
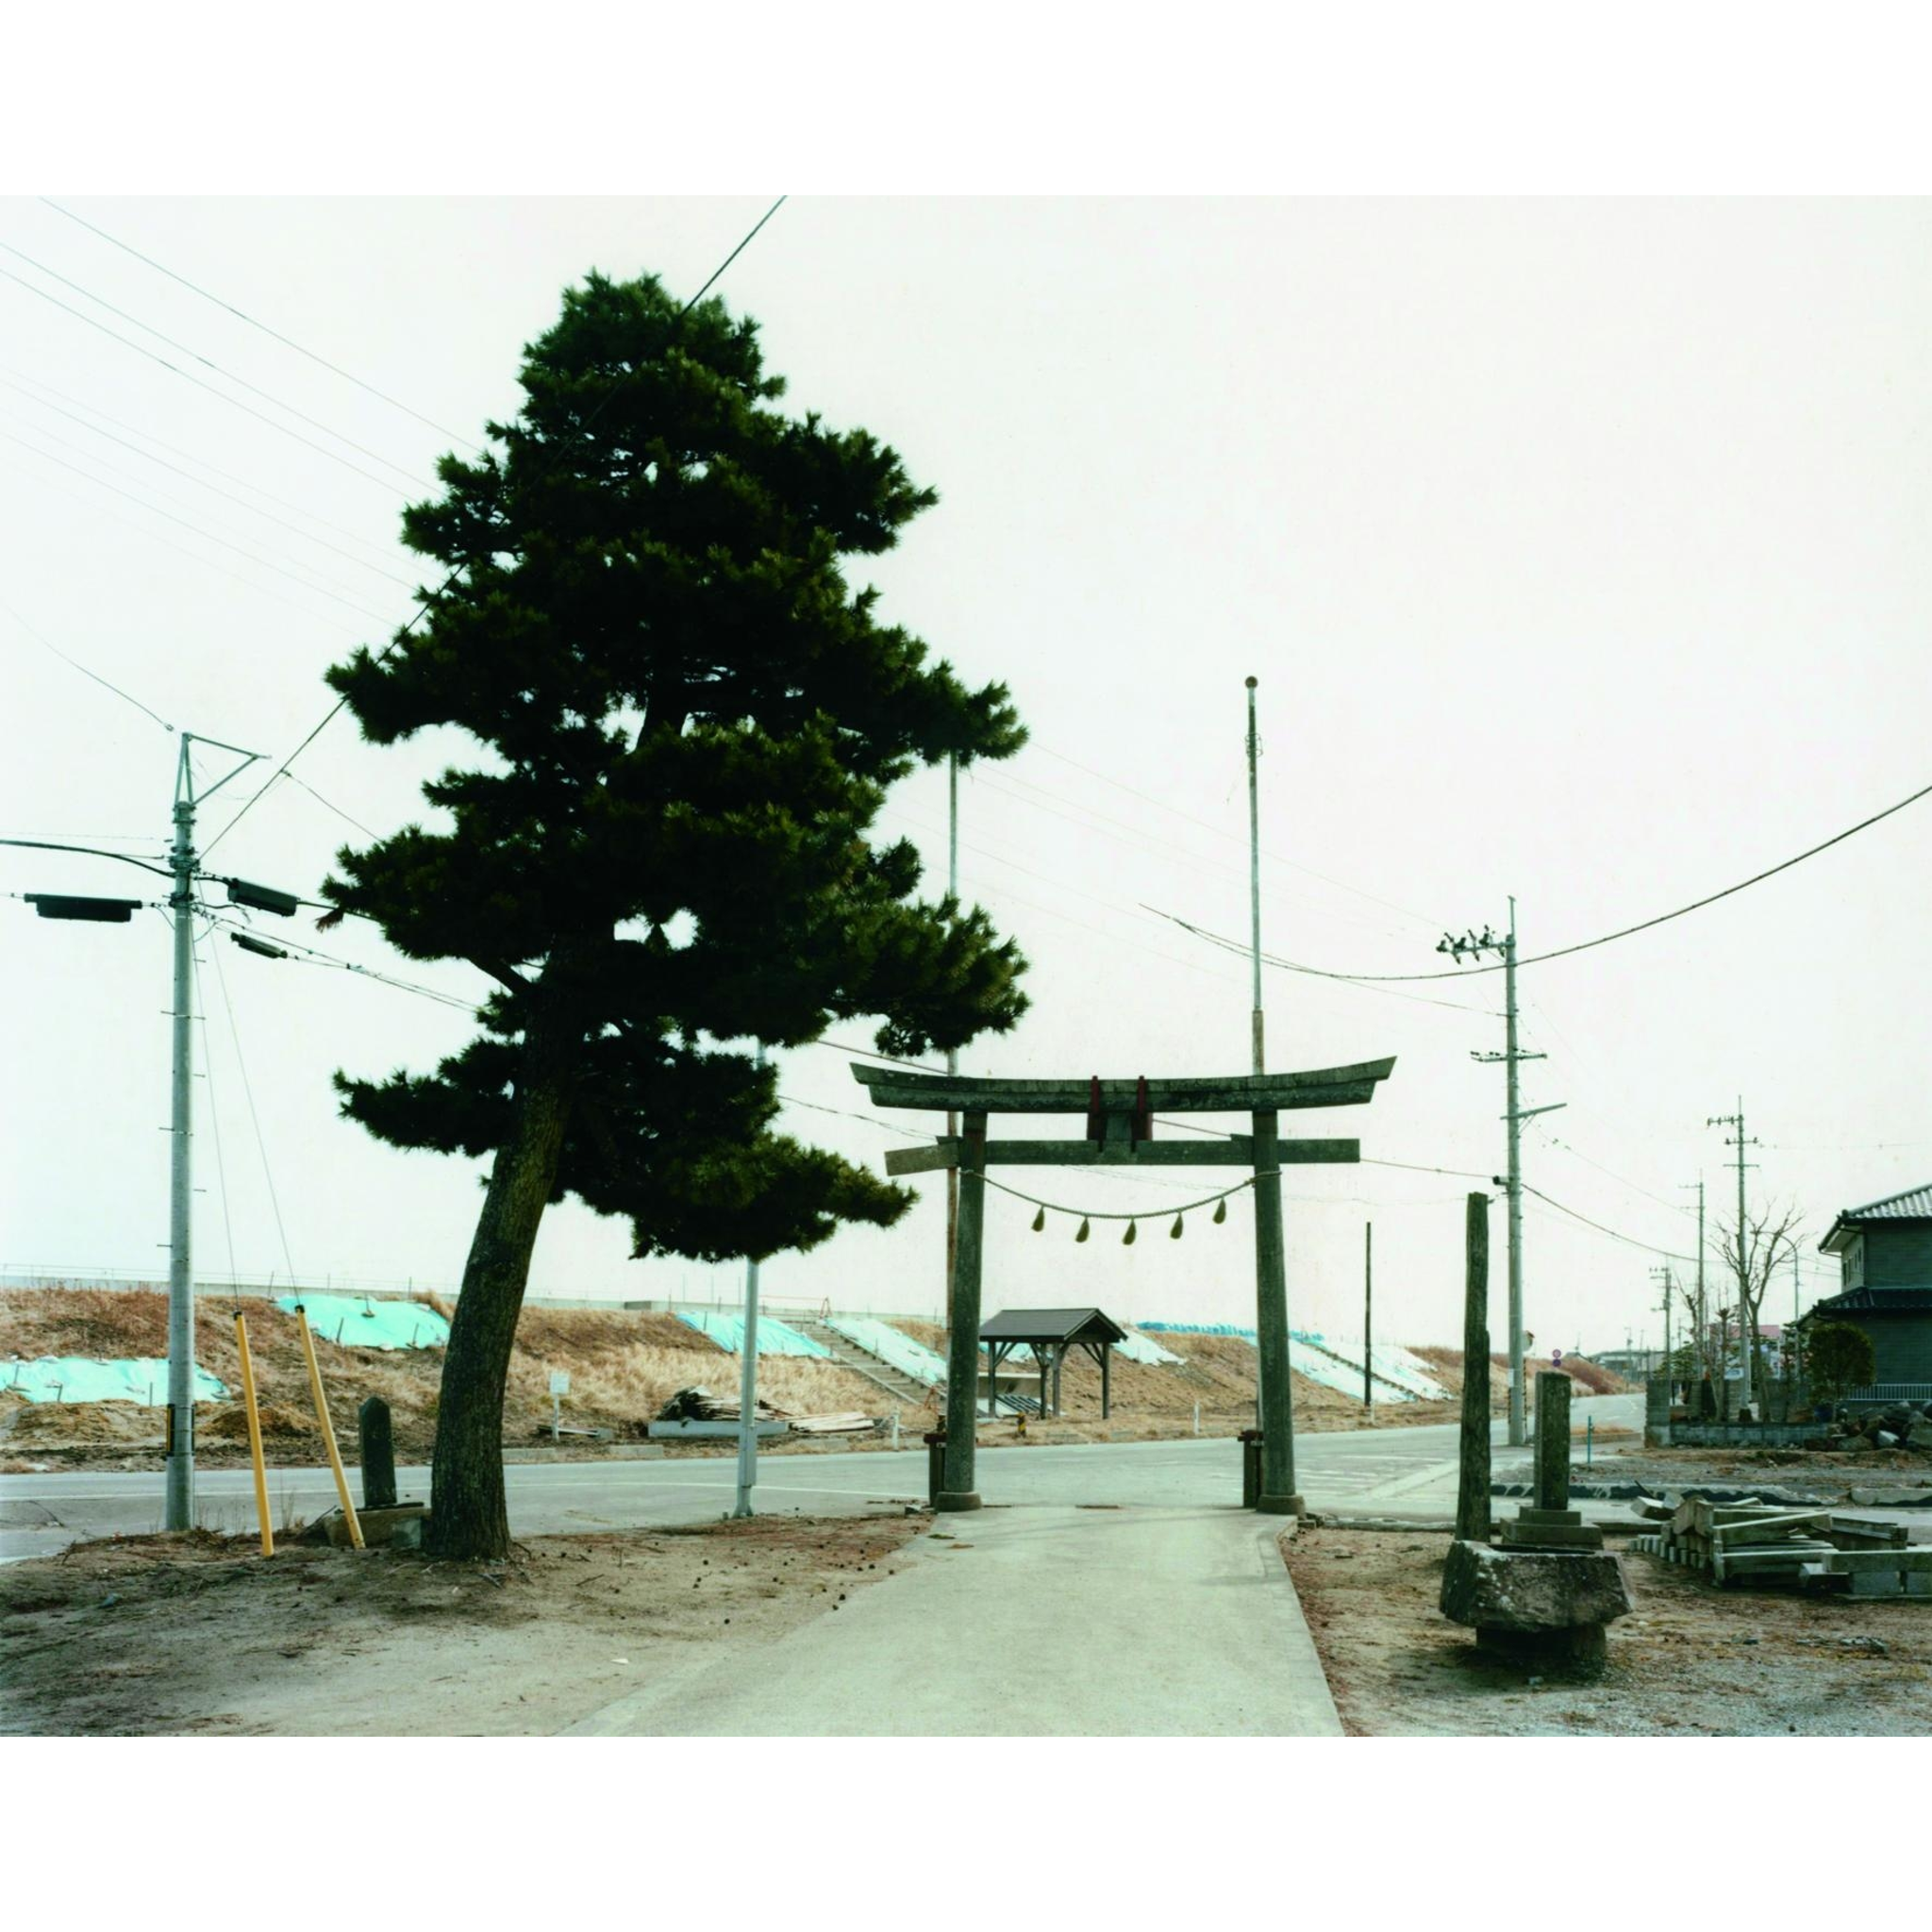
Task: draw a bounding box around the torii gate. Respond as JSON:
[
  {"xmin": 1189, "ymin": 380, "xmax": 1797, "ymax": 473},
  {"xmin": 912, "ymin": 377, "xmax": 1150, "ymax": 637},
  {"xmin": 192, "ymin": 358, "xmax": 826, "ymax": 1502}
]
[{"xmin": 852, "ymin": 1056, "xmax": 1396, "ymax": 1516}]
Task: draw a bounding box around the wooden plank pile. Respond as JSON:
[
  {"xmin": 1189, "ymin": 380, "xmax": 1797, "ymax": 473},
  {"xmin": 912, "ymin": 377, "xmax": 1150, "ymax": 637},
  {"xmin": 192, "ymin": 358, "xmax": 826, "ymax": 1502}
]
[
  {"xmin": 1633, "ymin": 1495, "xmax": 1932, "ymax": 1596},
  {"xmin": 788, "ymin": 1411, "xmax": 878, "ymax": 1436},
  {"xmin": 656, "ymin": 1386, "xmax": 786, "ymax": 1424}
]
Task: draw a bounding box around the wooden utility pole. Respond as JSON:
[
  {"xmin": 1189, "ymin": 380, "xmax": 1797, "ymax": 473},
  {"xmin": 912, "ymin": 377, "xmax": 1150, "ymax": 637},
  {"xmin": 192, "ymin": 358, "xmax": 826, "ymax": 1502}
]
[{"xmin": 1456, "ymin": 1192, "xmax": 1492, "ymax": 1541}]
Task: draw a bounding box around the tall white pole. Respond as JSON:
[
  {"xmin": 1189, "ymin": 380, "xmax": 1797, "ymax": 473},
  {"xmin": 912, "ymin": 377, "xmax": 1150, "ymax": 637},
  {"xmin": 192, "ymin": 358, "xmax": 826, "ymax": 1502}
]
[
  {"xmin": 1245, "ymin": 678, "xmax": 1266, "ymax": 1431},
  {"xmin": 164, "ymin": 735, "xmax": 197, "ymax": 1530},
  {"xmin": 733, "ymin": 1043, "xmax": 766, "ymax": 1518},
  {"xmin": 1244, "ymin": 677, "xmax": 1263, "ymax": 1074}
]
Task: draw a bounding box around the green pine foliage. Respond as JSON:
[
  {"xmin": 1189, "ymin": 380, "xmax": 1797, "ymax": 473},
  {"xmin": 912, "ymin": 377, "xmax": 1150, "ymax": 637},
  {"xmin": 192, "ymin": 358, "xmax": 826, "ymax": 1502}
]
[{"xmin": 325, "ymin": 272, "xmax": 1029, "ymax": 1265}]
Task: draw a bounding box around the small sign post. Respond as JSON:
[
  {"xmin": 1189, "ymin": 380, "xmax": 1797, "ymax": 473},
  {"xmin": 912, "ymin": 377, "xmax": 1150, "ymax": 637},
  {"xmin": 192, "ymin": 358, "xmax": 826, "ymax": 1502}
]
[{"xmin": 549, "ymin": 1369, "xmax": 570, "ymax": 1443}]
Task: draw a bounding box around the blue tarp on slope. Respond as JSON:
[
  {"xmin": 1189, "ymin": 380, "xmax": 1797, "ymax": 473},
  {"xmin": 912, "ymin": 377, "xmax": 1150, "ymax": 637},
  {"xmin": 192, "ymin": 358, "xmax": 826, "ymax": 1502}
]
[
  {"xmin": 827, "ymin": 1316, "xmax": 948, "ymax": 1386},
  {"xmin": 1135, "ymin": 1322, "xmax": 1427, "ymax": 1402},
  {"xmin": 676, "ymin": 1309, "xmax": 829, "ymax": 1357},
  {"xmin": 5, "ymin": 1357, "xmax": 227, "ymax": 1405},
  {"xmin": 1113, "ymin": 1325, "xmax": 1185, "ymax": 1366},
  {"xmin": 276, "ymin": 1294, "xmax": 450, "ymax": 1350}
]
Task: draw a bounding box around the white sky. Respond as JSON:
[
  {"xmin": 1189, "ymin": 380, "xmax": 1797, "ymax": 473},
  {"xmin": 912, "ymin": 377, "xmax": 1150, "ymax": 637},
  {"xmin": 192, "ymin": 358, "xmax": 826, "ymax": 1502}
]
[{"xmin": 2, "ymin": 194, "xmax": 1927, "ymax": 1353}]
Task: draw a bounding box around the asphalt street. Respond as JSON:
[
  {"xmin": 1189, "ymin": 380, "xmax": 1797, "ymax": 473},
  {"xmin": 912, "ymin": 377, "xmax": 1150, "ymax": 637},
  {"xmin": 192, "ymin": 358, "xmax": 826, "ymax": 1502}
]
[{"xmin": 0, "ymin": 1394, "xmax": 1642, "ymax": 1560}]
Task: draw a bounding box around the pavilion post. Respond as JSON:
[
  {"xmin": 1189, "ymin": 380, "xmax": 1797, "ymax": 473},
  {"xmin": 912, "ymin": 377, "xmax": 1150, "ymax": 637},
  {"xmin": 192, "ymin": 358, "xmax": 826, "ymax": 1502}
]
[
  {"xmin": 1101, "ymin": 1342, "xmax": 1111, "ymax": 1419},
  {"xmin": 1252, "ymin": 1108, "xmax": 1304, "ymax": 1515},
  {"xmin": 939, "ymin": 1108, "xmax": 987, "ymax": 1510}
]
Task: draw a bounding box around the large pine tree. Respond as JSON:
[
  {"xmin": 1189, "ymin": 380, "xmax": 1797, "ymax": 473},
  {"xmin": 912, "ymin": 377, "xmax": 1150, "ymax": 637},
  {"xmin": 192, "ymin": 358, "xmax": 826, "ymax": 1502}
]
[{"xmin": 324, "ymin": 273, "xmax": 1028, "ymax": 1558}]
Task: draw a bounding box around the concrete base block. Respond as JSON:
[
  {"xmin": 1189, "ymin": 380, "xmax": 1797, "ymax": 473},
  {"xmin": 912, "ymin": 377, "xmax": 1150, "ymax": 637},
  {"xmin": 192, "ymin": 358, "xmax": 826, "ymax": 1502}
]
[
  {"xmin": 1476, "ymin": 1623, "xmax": 1608, "ymax": 1673},
  {"xmin": 311, "ymin": 1500, "xmax": 426, "ymax": 1548},
  {"xmin": 1517, "ymin": 1507, "xmax": 1584, "ymax": 1527},
  {"xmin": 1908, "ymin": 1572, "xmax": 1932, "ymax": 1598},
  {"xmin": 1850, "ymin": 1570, "xmax": 1905, "ymax": 1599},
  {"xmin": 1501, "ymin": 1520, "xmax": 1605, "ymax": 1551},
  {"xmin": 934, "ymin": 1491, "xmax": 982, "ymax": 1513},
  {"xmin": 1257, "ymin": 1493, "xmax": 1307, "ymax": 1517}
]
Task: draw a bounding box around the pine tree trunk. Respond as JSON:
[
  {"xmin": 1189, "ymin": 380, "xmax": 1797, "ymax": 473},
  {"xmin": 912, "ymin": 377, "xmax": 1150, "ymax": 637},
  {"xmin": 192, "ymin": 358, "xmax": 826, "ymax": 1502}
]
[{"xmin": 425, "ymin": 995, "xmax": 578, "ymax": 1560}]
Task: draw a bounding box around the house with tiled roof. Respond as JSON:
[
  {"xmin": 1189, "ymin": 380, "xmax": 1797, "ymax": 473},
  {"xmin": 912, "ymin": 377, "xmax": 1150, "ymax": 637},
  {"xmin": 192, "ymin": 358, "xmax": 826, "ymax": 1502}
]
[{"xmin": 1807, "ymin": 1184, "xmax": 1932, "ymax": 1387}]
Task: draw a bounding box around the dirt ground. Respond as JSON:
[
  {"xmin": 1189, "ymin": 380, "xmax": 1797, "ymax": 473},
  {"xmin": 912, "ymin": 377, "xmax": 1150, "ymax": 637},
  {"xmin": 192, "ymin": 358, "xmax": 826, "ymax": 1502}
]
[
  {"xmin": 0, "ymin": 1511, "xmax": 924, "ymax": 1736},
  {"xmin": 1591, "ymin": 1443, "xmax": 1932, "ymax": 1499},
  {"xmin": 1282, "ymin": 1524, "xmax": 1932, "ymax": 1736}
]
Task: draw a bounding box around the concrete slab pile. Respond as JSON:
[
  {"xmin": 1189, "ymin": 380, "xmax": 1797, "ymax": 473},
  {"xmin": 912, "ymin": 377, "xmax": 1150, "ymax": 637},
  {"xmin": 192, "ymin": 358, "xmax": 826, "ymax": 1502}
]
[{"xmin": 1633, "ymin": 1496, "xmax": 1932, "ymax": 1596}]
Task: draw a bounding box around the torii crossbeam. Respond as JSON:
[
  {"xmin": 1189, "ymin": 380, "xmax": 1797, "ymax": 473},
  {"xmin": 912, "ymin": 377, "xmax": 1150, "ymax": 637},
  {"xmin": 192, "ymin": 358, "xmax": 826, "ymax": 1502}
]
[{"xmin": 853, "ymin": 1056, "xmax": 1396, "ymax": 1513}]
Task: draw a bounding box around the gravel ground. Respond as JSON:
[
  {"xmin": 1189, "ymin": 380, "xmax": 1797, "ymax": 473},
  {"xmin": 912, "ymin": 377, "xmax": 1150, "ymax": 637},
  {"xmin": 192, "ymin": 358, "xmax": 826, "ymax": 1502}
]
[{"xmin": 1281, "ymin": 1524, "xmax": 1932, "ymax": 1736}]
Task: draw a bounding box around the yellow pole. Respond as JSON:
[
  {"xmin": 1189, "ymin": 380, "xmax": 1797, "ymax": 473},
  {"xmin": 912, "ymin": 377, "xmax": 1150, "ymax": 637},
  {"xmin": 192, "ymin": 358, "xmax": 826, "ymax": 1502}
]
[
  {"xmin": 294, "ymin": 1305, "xmax": 363, "ymax": 1550},
  {"xmin": 233, "ymin": 1310, "xmax": 275, "ymax": 1557}
]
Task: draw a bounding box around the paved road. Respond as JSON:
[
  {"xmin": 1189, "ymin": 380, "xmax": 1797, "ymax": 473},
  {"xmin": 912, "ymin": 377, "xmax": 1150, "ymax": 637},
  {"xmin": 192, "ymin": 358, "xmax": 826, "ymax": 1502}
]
[
  {"xmin": 0, "ymin": 1395, "xmax": 1641, "ymax": 1561},
  {"xmin": 569, "ymin": 1504, "xmax": 1344, "ymax": 1737}
]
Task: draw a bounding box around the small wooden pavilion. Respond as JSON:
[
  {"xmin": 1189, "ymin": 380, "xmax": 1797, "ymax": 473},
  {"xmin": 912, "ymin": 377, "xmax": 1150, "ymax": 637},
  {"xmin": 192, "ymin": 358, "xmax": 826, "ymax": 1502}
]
[{"xmin": 981, "ymin": 1307, "xmax": 1129, "ymax": 1419}]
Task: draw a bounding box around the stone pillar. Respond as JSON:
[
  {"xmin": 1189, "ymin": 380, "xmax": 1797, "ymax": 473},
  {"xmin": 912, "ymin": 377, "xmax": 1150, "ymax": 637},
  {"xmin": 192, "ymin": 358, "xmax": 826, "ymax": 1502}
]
[
  {"xmin": 1502, "ymin": 1370, "xmax": 1599, "ymax": 1551},
  {"xmin": 1535, "ymin": 1372, "xmax": 1570, "ymax": 1511},
  {"xmin": 358, "ymin": 1394, "xmax": 396, "ymax": 1510}
]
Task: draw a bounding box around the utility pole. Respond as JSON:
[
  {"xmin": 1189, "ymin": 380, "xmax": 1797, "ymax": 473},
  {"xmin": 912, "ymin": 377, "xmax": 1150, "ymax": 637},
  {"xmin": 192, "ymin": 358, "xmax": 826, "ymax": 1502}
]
[
  {"xmin": 1707, "ymin": 1099, "xmax": 1760, "ymax": 1407},
  {"xmin": 1245, "ymin": 677, "xmax": 1268, "ymax": 1433},
  {"xmin": 944, "ymin": 752, "xmax": 959, "ymax": 1297},
  {"xmin": 6, "ymin": 732, "xmax": 272, "ymax": 1530},
  {"xmin": 1681, "ymin": 1177, "xmax": 1707, "ymax": 1382},
  {"xmin": 164, "ymin": 736, "xmax": 197, "ymax": 1530},
  {"xmin": 734, "ymin": 1042, "xmax": 766, "ymax": 1519},
  {"xmin": 1649, "ymin": 1263, "xmax": 1674, "ymax": 1401},
  {"xmin": 1441, "ymin": 899, "xmax": 1561, "ymax": 1448},
  {"xmin": 1362, "ymin": 1221, "xmax": 1373, "ymax": 1415}
]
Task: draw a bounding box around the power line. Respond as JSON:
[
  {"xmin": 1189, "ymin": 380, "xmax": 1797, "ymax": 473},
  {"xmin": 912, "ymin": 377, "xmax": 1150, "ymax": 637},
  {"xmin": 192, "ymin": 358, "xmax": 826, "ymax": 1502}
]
[
  {"xmin": 1149, "ymin": 770, "xmax": 1932, "ymax": 983},
  {"xmin": 207, "ymin": 932, "xmax": 300, "ymax": 1288},
  {"xmin": 1034, "ymin": 741, "xmax": 1449, "ymax": 930},
  {"xmin": 207, "ymin": 913, "xmax": 482, "ymax": 1012},
  {"xmin": 2, "ymin": 426, "xmax": 404, "ymax": 622},
  {"xmin": 1, "ymin": 593, "xmax": 174, "ymax": 733},
  {"xmin": 0, "ymin": 364, "xmax": 409, "ymax": 568},
  {"xmin": 202, "ymin": 195, "xmax": 788, "ymax": 861},
  {"xmin": 0, "ymin": 263, "xmax": 416, "ymax": 495},
  {"xmin": 42, "ymin": 198, "xmax": 485, "ymax": 453},
  {"xmin": 0, "ymin": 242, "xmax": 429, "ymax": 487},
  {"xmin": 3, "ymin": 383, "xmax": 418, "ymax": 588}
]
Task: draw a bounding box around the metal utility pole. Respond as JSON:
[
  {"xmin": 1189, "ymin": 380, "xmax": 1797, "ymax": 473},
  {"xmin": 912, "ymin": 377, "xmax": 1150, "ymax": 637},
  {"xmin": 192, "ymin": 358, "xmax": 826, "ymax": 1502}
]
[
  {"xmin": 1245, "ymin": 677, "xmax": 1268, "ymax": 1433},
  {"xmin": 1442, "ymin": 899, "xmax": 1561, "ymax": 1448},
  {"xmin": 734, "ymin": 1042, "xmax": 766, "ymax": 1519},
  {"xmin": 1362, "ymin": 1222, "xmax": 1374, "ymax": 1415},
  {"xmin": 164, "ymin": 736, "xmax": 197, "ymax": 1529},
  {"xmin": 1649, "ymin": 1263, "xmax": 1674, "ymax": 1400},
  {"xmin": 1681, "ymin": 1178, "xmax": 1707, "ymax": 1381},
  {"xmin": 1707, "ymin": 1099, "xmax": 1760, "ymax": 1406},
  {"xmin": 1244, "ymin": 676, "xmax": 1264, "ymax": 1074},
  {"xmin": 944, "ymin": 753, "xmax": 959, "ymax": 1295},
  {"xmin": 8, "ymin": 733, "xmax": 288, "ymax": 1534}
]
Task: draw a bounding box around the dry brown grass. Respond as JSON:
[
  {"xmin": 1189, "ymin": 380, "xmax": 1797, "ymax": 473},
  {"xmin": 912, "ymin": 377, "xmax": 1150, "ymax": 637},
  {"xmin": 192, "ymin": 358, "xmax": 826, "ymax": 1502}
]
[{"xmin": 0, "ymin": 1290, "xmax": 892, "ymax": 1463}]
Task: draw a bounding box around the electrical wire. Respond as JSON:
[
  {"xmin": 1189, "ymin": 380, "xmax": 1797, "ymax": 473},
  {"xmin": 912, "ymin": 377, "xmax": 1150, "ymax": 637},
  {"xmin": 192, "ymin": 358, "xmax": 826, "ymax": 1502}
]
[
  {"xmin": 0, "ymin": 264, "xmax": 421, "ymax": 494},
  {"xmin": 2, "ymin": 427, "xmax": 403, "ymax": 622},
  {"xmin": 1, "ymin": 593, "xmax": 175, "ymax": 733},
  {"xmin": 0, "ymin": 241, "xmax": 429, "ymax": 486},
  {"xmin": 0, "ymin": 364, "xmax": 410, "ymax": 567},
  {"xmin": 207, "ymin": 912, "xmax": 483, "ymax": 1012},
  {"xmin": 188, "ymin": 919, "xmax": 243, "ymax": 1299},
  {"xmin": 42, "ymin": 198, "xmax": 486, "ymax": 453},
  {"xmin": 1033, "ymin": 740, "xmax": 1449, "ymax": 931},
  {"xmin": 206, "ymin": 929, "xmax": 300, "ymax": 1287},
  {"xmin": 201, "ymin": 195, "xmax": 788, "ymax": 861},
  {"xmin": 1149, "ymin": 770, "xmax": 1932, "ymax": 983},
  {"xmin": 2, "ymin": 387, "xmax": 418, "ymax": 587}
]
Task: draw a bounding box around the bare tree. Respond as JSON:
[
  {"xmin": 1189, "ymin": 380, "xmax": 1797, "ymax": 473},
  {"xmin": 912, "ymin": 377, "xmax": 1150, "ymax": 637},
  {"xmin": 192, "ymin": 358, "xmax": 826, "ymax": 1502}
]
[{"xmin": 1714, "ymin": 1201, "xmax": 1805, "ymax": 1408}]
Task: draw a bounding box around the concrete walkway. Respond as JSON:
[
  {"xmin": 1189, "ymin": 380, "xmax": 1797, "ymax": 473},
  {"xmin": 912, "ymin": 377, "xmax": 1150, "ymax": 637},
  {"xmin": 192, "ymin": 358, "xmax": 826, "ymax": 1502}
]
[{"xmin": 567, "ymin": 1504, "xmax": 1342, "ymax": 1737}]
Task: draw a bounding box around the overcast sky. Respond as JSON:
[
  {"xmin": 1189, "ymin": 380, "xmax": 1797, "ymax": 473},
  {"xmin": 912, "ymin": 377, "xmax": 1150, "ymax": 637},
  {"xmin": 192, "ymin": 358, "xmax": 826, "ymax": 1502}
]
[{"xmin": 3, "ymin": 196, "xmax": 1926, "ymax": 1353}]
